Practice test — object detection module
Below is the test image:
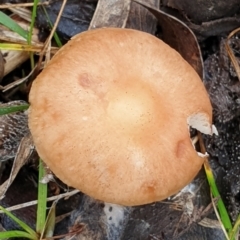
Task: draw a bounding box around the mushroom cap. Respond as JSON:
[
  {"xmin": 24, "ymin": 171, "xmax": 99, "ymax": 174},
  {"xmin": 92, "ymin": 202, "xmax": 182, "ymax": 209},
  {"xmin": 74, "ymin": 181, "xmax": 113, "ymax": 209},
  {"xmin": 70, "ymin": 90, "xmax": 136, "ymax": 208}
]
[{"xmin": 28, "ymin": 28, "xmax": 212, "ymax": 206}]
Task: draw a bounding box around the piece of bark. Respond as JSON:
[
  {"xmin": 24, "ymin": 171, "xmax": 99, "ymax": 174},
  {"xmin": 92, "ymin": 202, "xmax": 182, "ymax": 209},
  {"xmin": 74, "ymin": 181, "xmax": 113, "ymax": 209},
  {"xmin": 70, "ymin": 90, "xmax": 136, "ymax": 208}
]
[
  {"xmin": 89, "ymin": 0, "xmax": 131, "ymax": 29},
  {"xmin": 89, "ymin": 0, "xmax": 159, "ymax": 34},
  {"xmin": 162, "ymin": 0, "xmax": 240, "ymax": 24}
]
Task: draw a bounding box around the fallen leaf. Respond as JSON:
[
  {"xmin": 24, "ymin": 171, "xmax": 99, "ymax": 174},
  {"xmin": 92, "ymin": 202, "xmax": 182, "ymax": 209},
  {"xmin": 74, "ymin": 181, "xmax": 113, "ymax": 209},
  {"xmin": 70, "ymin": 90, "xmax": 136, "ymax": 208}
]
[
  {"xmin": 0, "ymin": 134, "xmax": 34, "ymax": 199},
  {"xmin": 133, "ymin": 0, "xmax": 204, "ymax": 78}
]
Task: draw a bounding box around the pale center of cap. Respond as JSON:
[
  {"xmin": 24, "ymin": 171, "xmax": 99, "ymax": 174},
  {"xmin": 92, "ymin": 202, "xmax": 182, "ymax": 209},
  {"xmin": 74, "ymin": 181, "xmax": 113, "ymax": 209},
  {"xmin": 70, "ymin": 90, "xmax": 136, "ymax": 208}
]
[{"xmin": 106, "ymin": 87, "xmax": 155, "ymax": 131}]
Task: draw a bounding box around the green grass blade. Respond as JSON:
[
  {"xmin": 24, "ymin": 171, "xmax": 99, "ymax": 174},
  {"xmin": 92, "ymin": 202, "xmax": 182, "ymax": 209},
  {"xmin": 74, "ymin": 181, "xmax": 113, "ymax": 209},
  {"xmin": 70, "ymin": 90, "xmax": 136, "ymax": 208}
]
[
  {"xmin": 0, "ymin": 104, "xmax": 29, "ymax": 116},
  {"xmin": 229, "ymin": 213, "xmax": 240, "ymax": 240},
  {"xmin": 28, "ymin": 0, "xmax": 39, "ymax": 69},
  {"xmin": 0, "ymin": 230, "xmax": 35, "ymax": 239},
  {"xmin": 198, "ymin": 133, "xmax": 233, "ymax": 233},
  {"xmin": 0, "ymin": 11, "xmax": 28, "ymax": 39},
  {"xmin": 204, "ymin": 160, "xmax": 233, "ymax": 232},
  {"xmin": 43, "ymin": 202, "xmax": 56, "ymax": 238},
  {"xmin": 36, "ymin": 159, "xmax": 48, "ymax": 234},
  {"xmin": 41, "ymin": 6, "xmax": 63, "ymax": 47},
  {"xmin": 28, "ymin": 0, "xmax": 39, "ymax": 44},
  {"xmin": 0, "ymin": 43, "xmax": 59, "ymax": 52},
  {"xmin": 0, "ymin": 43, "xmax": 28, "ymax": 51},
  {"xmin": 0, "ymin": 43, "xmax": 37, "ymax": 51},
  {"xmin": 0, "ymin": 206, "xmax": 38, "ymax": 239}
]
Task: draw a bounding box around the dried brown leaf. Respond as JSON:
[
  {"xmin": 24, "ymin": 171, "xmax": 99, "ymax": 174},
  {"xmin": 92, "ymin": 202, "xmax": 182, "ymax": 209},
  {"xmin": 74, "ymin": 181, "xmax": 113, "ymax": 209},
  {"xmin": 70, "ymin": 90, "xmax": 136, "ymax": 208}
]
[
  {"xmin": 133, "ymin": 0, "xmax": 204, "ymax": 78},
  {"xmin": 225, "ymin": 27, "xmax": 240, "ymax": 81},
  {"xmin": 126, "ymin": 0, "xmax": 159, "ymax": 34},
  {"xmin": 0, "ymin": 134, "xmax": 34, "ymax": 199}
]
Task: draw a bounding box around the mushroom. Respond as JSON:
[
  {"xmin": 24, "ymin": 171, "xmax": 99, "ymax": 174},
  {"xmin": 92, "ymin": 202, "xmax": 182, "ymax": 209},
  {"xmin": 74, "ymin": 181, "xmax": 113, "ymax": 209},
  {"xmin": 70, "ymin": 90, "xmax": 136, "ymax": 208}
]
[{"xmin": 28, "ymin": 28, "xmax": 215, "ymax": 236}]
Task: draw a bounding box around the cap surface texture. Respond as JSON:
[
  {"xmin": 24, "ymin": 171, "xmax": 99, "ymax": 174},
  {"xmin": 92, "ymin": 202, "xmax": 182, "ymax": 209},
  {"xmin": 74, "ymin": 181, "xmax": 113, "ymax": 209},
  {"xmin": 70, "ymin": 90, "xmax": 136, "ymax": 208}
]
[{"xmin": 28, "ymin": 28, "xmax": 212, "ymax": 206}]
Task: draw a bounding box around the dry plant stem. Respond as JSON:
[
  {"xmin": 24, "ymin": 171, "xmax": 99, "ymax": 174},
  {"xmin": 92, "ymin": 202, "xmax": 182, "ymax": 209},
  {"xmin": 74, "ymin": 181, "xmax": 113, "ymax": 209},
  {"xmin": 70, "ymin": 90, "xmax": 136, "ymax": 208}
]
[
  {"xmin": 0, "ymin": 2, "xmax": 49, "ymax": 9},
  {"xmin": 227, "ymin": 27, "xmax": 240, "ymax": 41},
  {"xmin": 45, "ymin": 42, "xmax": 52, "ymax": 64},
  {"xmin": 0, "ymin": 189, "xmax": 80, "ymax": 214},
  {"xmin": 225, "ymin": 27, "xmax": 240, "ymax": 81},
  {"xmin": 36, "ymin": 0, "xmax": 67, "ymax": 74},
  {"xmin": 0, "ymin": 65, "xmax": 37, "ymax": 92},
  {"xmin": 0, "ymin": 35, "xmax": 41, "ymax": 46},
  {"xmin": 210, "ymin": 193, "xmax": 230, "ymax": 240},
  {"xmin": 39, "ymin": 227, "xmax": 84, "ymax": 240},
  {"xmin": 198, "ymin": 217, "xmax": 222, "ymax": 229},
  {"xmin": 55, "ymin": 212, "xmax": 71, "ymax": 224},
  {"xmin": 9, "ymin": 7, "xmax": 33, "ymax": 22}
]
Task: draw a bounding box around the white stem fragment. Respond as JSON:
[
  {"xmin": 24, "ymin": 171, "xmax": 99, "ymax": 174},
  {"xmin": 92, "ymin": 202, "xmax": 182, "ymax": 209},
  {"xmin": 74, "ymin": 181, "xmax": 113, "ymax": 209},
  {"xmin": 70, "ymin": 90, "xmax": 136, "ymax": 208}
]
[
  {"xmin": 103, "ymin": 202, "xmax": 132, "ymax": 239},
  {"xmin": 187, "ymin": 113, "xmax": 218, "ymax": 135},
  {"xmin": 197, "ymin": 152, "xmax": 209, "ymax": 158}
]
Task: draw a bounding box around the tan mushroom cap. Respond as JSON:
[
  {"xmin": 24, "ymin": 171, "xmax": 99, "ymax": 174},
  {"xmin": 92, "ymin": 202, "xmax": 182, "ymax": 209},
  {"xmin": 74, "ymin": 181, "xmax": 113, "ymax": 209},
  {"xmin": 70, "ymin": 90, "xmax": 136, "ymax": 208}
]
[{"xmin": 28, "ymin": 28, "xmax": 213, "ymax": 206}]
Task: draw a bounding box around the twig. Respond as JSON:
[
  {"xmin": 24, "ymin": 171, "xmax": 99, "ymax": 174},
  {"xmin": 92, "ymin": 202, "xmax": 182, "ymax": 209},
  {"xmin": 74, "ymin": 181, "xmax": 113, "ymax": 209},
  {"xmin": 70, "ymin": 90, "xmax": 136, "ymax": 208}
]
[
  {"xmin": 225, "ymin": 27, "xmax": 240, "ymax": 81},
  {"xmin": 0, "ymin": 2, "xmax": 49, "ymax": 9},
  {"xmin": 0, "ymin": 189, "xmax": 80, "ymax": 214},
  {"xmin": 35, "ymin": 0, "xmax": 67, "ymax": 74},
  {"xmin": 210, "ymin": 192, "xmax": 230, "ymax": 240}
]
